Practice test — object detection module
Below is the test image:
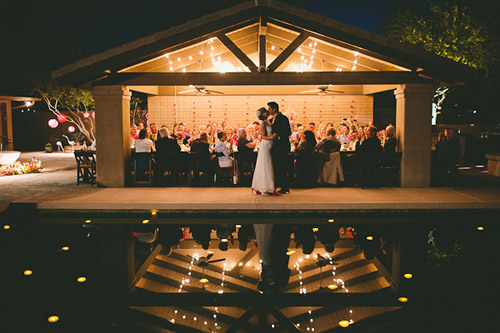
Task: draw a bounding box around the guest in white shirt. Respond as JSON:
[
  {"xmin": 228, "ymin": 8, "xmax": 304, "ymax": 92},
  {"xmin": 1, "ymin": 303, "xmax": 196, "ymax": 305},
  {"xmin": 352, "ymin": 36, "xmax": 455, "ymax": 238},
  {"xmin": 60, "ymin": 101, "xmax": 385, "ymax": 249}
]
[
  {"xmin": 214, "ymin": 131, "xmax": 233, "ymax": 168},
  {"xmin": 135, "ymin": 129, "xmax": 156, "ymax": 152}
]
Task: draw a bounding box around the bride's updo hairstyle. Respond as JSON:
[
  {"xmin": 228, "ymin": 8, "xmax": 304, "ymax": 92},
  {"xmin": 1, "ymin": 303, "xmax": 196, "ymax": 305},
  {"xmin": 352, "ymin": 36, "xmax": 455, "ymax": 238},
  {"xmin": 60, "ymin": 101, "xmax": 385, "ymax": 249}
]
[{"xmin": 256, "ymin": 107, "xmax": 268, "ymax": 120}]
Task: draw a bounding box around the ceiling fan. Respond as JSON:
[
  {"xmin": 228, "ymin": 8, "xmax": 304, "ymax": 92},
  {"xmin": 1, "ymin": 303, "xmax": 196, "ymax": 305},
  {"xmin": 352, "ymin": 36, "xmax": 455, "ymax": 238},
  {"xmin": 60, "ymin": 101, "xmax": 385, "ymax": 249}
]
[
  {"xmin": 187, "ymin": 252, "xmax": 226, "ymax": 288},
  {"xmin": 299, "ymin": 85, "xmax": 343, "ymax": 95},
  {"xmin": 304, "ymin": 253, "xmax": 338, "ymax": 289},
  {"xmin": 178, "ymin": 86, "xmax": 224, "ymax": 95}
]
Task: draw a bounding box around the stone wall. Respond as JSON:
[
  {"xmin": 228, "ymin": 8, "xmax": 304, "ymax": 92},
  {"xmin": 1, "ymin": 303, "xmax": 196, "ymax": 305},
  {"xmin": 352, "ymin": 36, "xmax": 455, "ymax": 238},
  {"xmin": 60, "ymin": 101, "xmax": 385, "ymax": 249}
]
[{"xmin": 148, "ymin": 94, "xmax": 373, "ymax": 130}]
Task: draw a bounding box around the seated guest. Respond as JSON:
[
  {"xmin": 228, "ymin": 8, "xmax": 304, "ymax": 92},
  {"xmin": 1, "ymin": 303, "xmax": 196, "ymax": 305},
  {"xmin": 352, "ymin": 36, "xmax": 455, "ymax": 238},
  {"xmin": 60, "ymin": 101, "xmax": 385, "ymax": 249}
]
[
  {"xmin": 190, "ymin": 132, "xmax": 213, "ymax": 178},
  {"xmin": 214, "ymin": 131, "xmax": 233, "ymax": 168},
  {"xmin": 130, "ymin": 125, "xmax": 139, "ymax": 141},
  {"xmin": 316, "ymin": 127, "xmax": 341, "ymax": 154},
  {"xmin": 316, "ymin": 127, "xmax": 344, "ymax": 185},
  {"xmin": 177, "ymin": 123, "xmax": 191, "ymax": 144},
  {"xmin": 382, "ymin": 125, "xmax": 398, "ymax": 166},
  {"xmin": 149, "ymin": 123, "xmax": 159, "ymax": 144},
  {"xmin": 155, "ymin": 127, "xmax": 180, "ymax": 183},
  {"xmin": 237, "ymin": 128, "xmax": 257, "ymax": 176},
  {"xmin": 291, "ymin": 124, "xmax": 304, "ymax": 146},
  {"xmin": 358, "ymin": 126, "xmax": 382, "ymax": 188},
  {"xmin": 336, "ymin": 124, "xmax": 351, "ymax": 146},
  {"xmin": 294, "ymin": 130, "xmax": 317, "ymax": 187},
  {"xmin": 135, "ymin": 129, "xmax": 155, "ymax": 152},
  {"xmin": 253, "ymin": 121, "xmax": 261, "ymax": 139}
]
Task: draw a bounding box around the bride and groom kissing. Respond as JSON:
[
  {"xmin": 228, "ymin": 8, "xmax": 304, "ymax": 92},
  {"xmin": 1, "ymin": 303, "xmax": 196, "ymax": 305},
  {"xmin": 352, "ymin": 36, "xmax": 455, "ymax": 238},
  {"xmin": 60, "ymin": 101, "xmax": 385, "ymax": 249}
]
[{"xmin": 251, "ymin": 101, "xmax": 292, "ymax": 196}]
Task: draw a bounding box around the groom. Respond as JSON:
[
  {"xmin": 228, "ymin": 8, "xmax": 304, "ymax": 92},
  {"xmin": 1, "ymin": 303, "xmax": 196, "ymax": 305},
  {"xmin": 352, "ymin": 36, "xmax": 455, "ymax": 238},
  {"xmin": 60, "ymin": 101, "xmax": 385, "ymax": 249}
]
[{"xmin": 268, "ymin": 101, "xmax": 291, "ymax": 194}]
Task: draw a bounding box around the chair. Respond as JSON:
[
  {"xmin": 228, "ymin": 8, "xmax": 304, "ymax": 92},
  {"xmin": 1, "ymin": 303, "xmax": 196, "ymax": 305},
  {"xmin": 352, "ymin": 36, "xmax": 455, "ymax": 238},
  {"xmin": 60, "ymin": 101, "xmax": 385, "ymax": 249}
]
[
  {"xmin": 132, "ymin": 152, "xmax": 153, "ymax": 186},
  {"xmin": 318, "ymin": 152, "xmax": 344, "ymax": 185},
  {"xmin": 214, "ymin": 152, "xmax": 233, "ymax": 186},
  {"xmin": 380, "ymin": 152, "xmax": 401, "ymax": 186},
  {"xmin": 156, "ymin": 152, "xmax": 178, "ymax": 186},
  {"xmin": 74, "ymin": 150, "xmax": 96, "ymax": 185},
  {"xmin": 188, "ymin": 151, "xmax": 211, "ymax": 186}
]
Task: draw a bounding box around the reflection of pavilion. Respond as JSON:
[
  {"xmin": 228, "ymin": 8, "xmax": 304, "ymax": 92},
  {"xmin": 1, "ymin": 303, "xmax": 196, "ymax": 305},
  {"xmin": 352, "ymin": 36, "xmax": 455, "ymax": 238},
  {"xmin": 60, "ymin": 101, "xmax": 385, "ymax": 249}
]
[
  {"xmin": 53, "ymin": 0, "xmax": 475, "ymax": 188},
  {"xmin": 129, "ymin": 226, "xmax": 400, "ymax": 332}
]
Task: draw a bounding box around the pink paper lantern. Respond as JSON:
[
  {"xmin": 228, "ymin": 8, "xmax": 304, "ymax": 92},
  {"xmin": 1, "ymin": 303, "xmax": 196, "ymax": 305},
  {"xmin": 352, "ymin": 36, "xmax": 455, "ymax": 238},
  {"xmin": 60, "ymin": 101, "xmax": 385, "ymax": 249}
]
[
  {"xmin": 57, "ymin": 113, "xmax": 67, "ymax": 123},
  {"xmin": 91, "ymin": 111, "xmax": 95, "ymax": 119},
  {"xmin": 48, "ymin": 119, "xmax": 59, "ymax": 128},
  {"xmin": 68, "ymin": 126, "xmax": 76, "ymax": 133},
  {"xmin": 83, "ymin": 111, "xmax": 90, "ymax": 118}
]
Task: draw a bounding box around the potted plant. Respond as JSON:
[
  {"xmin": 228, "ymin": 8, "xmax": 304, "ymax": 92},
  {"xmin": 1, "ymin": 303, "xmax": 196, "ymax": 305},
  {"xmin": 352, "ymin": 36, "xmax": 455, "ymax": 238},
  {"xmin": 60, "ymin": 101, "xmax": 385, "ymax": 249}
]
[{"xmin": 45, "ymin": 143, "xmax": 53, "ymax": 153}]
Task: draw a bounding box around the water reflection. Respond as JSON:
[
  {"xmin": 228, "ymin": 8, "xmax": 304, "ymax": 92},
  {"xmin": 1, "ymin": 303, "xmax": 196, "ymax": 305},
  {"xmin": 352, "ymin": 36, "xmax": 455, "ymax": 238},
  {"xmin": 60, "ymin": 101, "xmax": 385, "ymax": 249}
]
[{"xmin": 4, "ymin": 220, "xmax": 495, "ymax": 332}]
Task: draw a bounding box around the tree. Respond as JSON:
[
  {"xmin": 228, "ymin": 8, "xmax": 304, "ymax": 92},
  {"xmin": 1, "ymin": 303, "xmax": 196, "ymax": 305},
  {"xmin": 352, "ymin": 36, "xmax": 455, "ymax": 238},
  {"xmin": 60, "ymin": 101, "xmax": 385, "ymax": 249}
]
[
  {"xmin": 382, "ymin": 0, "xmax": 500, "ymax": 122},
  {"xmin": 383, "ymin": 0, "xmax": 499, "ymax": 79},
  {"xmin": 35, "ymin": 82, "xmax": 96, "ymax": 143}
]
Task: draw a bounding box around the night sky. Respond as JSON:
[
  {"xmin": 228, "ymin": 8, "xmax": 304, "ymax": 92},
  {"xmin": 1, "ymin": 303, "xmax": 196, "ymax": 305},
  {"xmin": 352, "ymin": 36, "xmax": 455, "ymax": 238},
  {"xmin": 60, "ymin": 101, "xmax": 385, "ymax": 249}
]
[{"xmin": 0, "ymin": 0, "xmax": 426, "ymax": 95}]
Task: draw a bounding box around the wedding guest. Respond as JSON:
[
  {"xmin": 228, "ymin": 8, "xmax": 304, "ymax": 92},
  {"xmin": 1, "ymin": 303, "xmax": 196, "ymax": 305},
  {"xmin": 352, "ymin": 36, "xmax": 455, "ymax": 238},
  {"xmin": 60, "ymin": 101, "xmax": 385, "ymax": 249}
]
[
  {"xmin": 177, "ymin": 123, "xmax": 191, "ymax": 144},
  {"xmin": 237, "ymin": 128, "xmax": 257, "ymax": 175},
  {"xmin": 155, "ymin": 127, "xmax": 181, "ymax": 184},
  {"xmin": 150, "ymin": 123, "xmax": 159, "ymax": 144},
  {"xmin": 214, "ymin": 131, "xmax": 233, "ymax": 168},
  {"xmin": 190, "ymin": 132, "xmax": 213, "ymax": 181},
  {"xmin": 358, "ymin": 126, "xmax": 382, "ymax": 188},
  {"xmin": 294, "ymin": 130, "xmax": 317, "ymax": 187},
  {"xmin": 206, "ymin": 124, "xmax": 215, "ymax": 144},
  {"xmin": 130, "ymin": 125, "xmax": 139, "ymax": 140},
  {"xmin": 336, "ymin": 124, "xmax": 351, "ymax": 146},
  {"xmin": 382, "ymin": 125, "xmax": 398, "ymax": 166},
  {"xmin": 253, "ymin": 121, "xmax": 261, "ymax": 139},
  {"xmin": 316, "ymin": 127, "xmax": 341, "ymax": 154},
  {"xmin": 135, "ymin": 129, "xmax": 155, "ymax": 152},
  {"xmin": 137, "ymin": 122, "xmax": 145, "ymax": 131}
]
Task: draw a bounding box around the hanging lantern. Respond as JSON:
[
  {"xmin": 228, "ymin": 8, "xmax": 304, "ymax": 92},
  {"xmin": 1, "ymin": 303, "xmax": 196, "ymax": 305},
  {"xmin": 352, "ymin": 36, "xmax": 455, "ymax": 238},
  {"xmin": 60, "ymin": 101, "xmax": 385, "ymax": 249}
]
[
  {"xmin": 57, "ymin": 113, "xmax": 67, "ymax": 123},
  {"xmin": 83, "ymin": 111, "xmax": 90, "ymax": 118},
  {"xmin": 68, "ymin": 126, "xmax": 76, "ymax": 133},
  {"xmin": 48, "ymin": 119, "xmax": 59, "ymax": 128},
  {"xmin": 91, "ymin": 111, "xmax": 95, "ymax": 119}
]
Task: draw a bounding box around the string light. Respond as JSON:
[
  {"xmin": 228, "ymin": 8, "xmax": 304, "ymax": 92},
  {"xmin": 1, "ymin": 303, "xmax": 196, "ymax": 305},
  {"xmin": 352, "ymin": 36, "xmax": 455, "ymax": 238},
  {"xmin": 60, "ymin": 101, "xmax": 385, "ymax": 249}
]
[{"xmin": 4, "ymin": 225, "xmax": 11, "ymax": 230}]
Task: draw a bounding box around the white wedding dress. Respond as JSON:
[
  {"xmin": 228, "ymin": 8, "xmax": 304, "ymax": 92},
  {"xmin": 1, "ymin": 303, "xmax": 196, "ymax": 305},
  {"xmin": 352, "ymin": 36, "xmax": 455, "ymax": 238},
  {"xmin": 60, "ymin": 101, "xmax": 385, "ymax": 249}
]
[{"xmin": 251, "ymin": 121, "xmax": 275, "ymax": 193}]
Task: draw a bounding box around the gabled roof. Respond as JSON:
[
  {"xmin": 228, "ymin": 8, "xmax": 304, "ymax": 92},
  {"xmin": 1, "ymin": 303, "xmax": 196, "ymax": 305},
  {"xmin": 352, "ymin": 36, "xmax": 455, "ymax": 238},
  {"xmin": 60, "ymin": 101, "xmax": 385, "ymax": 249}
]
[{"xmin": 52, "ymin": 0, "xmax": 477, "ymax": 87}]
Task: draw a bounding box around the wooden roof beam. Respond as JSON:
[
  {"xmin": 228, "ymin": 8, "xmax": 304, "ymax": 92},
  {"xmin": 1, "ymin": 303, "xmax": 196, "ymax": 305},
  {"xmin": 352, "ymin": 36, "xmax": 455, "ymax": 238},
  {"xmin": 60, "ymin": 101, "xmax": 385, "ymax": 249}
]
[
  {"xmin": 268, "ymin": 31, "xmax": 310, "ymax": 72},
  {"xmin": 217, "ymin": 32, "xmax": 258, "ymax": 72},
  {"xmin": 96, "ymin": 71, "xmax": 430, "ymax": 86},
  {"xmin": 259, "ymin": 16, "xmax": 267, "ymax": 70},
  {"xmin": 127, "ymin": 292, "xmax": 402, "ymax": 307}
]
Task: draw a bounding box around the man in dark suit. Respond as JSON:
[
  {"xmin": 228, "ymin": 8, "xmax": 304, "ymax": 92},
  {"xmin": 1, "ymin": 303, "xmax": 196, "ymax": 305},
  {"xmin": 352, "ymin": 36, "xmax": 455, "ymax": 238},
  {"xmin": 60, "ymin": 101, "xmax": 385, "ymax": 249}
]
[{"xmin": 268, "ymin": 101, "xmax": 292, "ymax": 194}]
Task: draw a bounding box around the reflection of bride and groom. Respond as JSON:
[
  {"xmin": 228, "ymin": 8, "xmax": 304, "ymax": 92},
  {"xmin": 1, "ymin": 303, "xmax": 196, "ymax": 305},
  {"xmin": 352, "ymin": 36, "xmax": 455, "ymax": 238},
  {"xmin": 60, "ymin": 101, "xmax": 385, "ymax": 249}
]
[{"xmin": 251, "ymin": 101, "xmax": 292, "ymax": 196}]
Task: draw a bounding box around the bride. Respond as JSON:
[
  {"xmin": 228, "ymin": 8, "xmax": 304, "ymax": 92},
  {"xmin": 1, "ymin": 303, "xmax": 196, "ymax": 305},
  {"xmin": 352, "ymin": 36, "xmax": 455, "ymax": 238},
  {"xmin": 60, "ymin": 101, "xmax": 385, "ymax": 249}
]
[{"xmin": 252, "ymin": 107, "xmax": 278, "ymax": 196}]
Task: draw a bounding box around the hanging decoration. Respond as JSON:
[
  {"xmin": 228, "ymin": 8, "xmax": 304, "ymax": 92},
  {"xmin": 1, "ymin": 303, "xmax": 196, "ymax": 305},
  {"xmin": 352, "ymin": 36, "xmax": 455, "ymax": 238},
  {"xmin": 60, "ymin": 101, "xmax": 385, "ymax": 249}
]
[
  {"xmin": 83, "ymin": 111, "xmax": 90, "ymax": 118},
  {"xmin": 48, "ymin": 119, "xmax": 59, "ymax": 128},
  {"xmin": 57, "ymin": 113, "xmax": 67, "ymax": 123},
  {"xmin": 68, "ymin": 126, "xmax": 76, "ymax": 133}
]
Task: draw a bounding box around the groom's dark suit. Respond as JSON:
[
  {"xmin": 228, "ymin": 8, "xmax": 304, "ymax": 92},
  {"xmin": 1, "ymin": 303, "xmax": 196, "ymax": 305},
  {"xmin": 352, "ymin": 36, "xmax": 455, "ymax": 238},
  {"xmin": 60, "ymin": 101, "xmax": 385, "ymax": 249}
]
[{"xmin": 272, "ymin": 112, "xmax": 292, "ymax": 192}]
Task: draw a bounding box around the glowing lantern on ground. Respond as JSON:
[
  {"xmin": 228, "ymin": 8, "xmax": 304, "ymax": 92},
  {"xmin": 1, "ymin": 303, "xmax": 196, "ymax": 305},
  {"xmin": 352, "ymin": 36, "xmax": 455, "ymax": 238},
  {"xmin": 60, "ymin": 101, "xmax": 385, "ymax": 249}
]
[
  {"xmin": 68, "ymin": 126, "xmax": 76, "ymax": 133},
  {"xmin": 57, "ymin": 113, "xmax": 67, "ymax": 123},
  {"xmin": 83, "ymin": 111, "xmax": 90, "ymax": 118},
  {"xmin": 48, "ymin": 119, "xmax": 59, "ymax": 128}
]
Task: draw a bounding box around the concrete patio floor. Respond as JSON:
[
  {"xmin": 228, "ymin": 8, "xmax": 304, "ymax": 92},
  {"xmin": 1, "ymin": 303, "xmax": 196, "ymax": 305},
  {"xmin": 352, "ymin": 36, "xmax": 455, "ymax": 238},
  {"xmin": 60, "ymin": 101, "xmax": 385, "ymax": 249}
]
[{"xmin": 1, "ymin": 152, "xmax": 500, "ymax": 217}]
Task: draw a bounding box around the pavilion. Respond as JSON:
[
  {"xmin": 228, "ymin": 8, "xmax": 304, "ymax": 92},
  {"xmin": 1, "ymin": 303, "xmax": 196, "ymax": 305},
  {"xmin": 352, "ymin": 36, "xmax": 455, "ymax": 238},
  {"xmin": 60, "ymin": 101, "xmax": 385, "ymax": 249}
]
[{"xmin": 52, "ymin": 0, "xmax": 476, "ymax": 188}]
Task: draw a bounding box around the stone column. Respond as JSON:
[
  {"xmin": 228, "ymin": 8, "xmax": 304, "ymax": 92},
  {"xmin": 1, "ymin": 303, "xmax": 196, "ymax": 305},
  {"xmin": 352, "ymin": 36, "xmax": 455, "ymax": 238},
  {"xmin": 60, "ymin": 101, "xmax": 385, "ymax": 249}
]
[
  {"xmin": 98, "ymin": 225, "xmax": 135, "ymax": 296},
  {"xmin": 93, "ymin": 86, "xmax": 131, "ymax": 187},
  {"xmin": 394, "ymin": 84, "xmax": 435, "ymax": 187}
]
